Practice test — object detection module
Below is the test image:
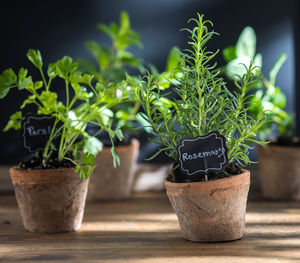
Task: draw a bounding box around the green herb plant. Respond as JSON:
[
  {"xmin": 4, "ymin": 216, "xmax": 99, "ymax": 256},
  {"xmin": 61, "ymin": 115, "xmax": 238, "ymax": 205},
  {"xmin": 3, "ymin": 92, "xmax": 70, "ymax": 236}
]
[
  {"xmin": 78, "ymin": 11, "xmax": 145, "ymax": 137},
  {"xmin": 0, "ymin": 49, "xmax": 123, "ymax": 178},
  {"xmin": 137, "ymin": 14, "xmax": 266, "ymax": 180},
  {"xmin": 223, "ymin": 26, "xmax": 293, "ymax": 140}
]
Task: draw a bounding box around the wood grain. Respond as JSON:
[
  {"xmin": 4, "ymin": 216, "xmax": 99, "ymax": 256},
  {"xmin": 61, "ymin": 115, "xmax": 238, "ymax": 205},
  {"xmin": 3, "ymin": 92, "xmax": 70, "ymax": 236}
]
[{"xmin": 0, "ymin": 192, "xmax": 300, "ymax": 262}]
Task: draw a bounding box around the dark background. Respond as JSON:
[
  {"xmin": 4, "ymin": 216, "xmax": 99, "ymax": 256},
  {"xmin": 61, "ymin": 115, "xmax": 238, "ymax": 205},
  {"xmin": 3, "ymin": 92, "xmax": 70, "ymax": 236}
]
[{"xmin": 0, "ymin": 0, "xmax": 298, "ymax": 164}]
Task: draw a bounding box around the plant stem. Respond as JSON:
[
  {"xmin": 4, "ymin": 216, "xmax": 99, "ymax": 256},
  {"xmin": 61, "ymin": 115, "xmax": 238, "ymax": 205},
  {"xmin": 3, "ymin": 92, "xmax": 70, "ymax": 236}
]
[
  {"xmin": 43, "ymin": 118, "xmax": 59, "ymax": 159},
  {"xmin": 39, "ymin": 68, "xmax": 48, "ymax": 91},
  {"xmin": 65, "ymin": 79, "xmax": 69, "ymax": 108}
]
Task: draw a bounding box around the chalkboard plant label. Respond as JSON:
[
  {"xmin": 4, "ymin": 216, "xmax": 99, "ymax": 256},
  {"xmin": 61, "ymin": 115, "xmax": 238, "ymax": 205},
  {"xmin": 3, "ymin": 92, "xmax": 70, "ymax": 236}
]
[
  {"xmin": 22, "ymin": 115, "xmax": 58, "ymax": 152},
  {"xmin": 177, "ymin": 131, "xmax": 228, "ymax": 177}
]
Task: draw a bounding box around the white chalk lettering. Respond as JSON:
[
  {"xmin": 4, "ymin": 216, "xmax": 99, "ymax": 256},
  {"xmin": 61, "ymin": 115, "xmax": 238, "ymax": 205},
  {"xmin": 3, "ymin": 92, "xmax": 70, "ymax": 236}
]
[
  {"xmin": 182, "ymin": 153, "xmax": 188, "ymax": 161},
  {"xmin": 26, "ymin": 126, "xmax": 55, "ymax": 136},
  {"xmin": 181, "ymin": 147, "xmax": 225, "ymax": 162}
]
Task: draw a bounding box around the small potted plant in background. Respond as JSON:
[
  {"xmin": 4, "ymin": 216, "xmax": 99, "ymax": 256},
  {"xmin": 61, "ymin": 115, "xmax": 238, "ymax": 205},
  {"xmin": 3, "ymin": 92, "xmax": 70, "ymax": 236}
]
[
  {"xmin": 136, "ymin": 14, "xmax": 266, "ymax": 242},
  {"xmin": 223, "ymin": 26, "xmax": 298, "ymax": 200},
  {"xmin": 78, "ymin": 11, "xmax": 145, "ymax": 200},
  {"xmin": 0, "ymin": 49, "xmax": 121, "ymax": 233}
]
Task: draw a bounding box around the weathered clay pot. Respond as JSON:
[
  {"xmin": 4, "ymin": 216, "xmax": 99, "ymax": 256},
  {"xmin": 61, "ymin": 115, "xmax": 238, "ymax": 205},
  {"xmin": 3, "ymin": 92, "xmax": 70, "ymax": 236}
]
[
  {"xmin": 88, "ymin": 139, "xmax": 139, "ymax": 200},
  {"xmin": 10, "ymin": 167, "xmax": 89, "ymax": 233},
  {"xmin": 258, "ymin": 144, "xmax": 300, "ymax": 200},
  {"xmin": 165, "ymin": 170, "xmax": 250, "ymax": 242}
]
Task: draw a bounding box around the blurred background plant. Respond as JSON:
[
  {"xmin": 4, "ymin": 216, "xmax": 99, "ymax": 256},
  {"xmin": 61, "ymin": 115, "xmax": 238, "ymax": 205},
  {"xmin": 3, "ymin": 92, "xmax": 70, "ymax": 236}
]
[
  {"xmin": 77, "ymin": 11, "xmax": 145, "ymax": 142},
  {"xmin": 223, "ymin": 26, "xmax": 294, "ymax": 142},
  {"xmin": 78, "ymin": 11, "xmax": 181, "ymax": 146}
]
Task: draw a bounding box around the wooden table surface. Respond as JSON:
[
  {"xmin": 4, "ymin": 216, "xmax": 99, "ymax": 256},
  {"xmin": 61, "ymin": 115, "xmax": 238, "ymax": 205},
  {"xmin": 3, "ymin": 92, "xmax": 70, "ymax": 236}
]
[{"xmin": 0, "ymin": 192, "xmax": 300, "ymax": 263}]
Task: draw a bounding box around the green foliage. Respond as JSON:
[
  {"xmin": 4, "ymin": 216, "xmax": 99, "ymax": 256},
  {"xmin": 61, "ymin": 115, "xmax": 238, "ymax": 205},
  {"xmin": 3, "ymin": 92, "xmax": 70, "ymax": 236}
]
[
  {"xmin": 223, "ymin": 27, "xmax": 262, "ymax": 80},
  {"xmin": 137, "ymin": 14, "xmax": 266, "ymax": 167},
  {"xmin": 0, "ymin": 49, "xmax": 123, "ymax": 179},
  {"xmin": 78, "ymin": 11, "xmax": 146, "ymax": 135},
  {"xmin": 223, "ymin": 26, "xmax": 293, "ymax": 139}
]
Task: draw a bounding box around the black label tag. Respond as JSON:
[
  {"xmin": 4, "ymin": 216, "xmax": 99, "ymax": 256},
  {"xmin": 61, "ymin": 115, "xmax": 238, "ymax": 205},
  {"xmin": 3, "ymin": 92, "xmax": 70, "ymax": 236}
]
[
  {"xmin": 22, "ymin": 115, "xmax": 59, "ymax": 152},
  {"xmin": 177, "ymin": 131, "xmax": 228, "ymax": 177}
]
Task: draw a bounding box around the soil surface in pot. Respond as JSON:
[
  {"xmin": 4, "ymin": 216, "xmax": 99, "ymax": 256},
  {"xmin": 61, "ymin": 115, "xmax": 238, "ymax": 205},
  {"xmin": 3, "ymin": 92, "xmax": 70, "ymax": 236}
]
[
  {"xmin": 168, "ymin": 163, "xmax": 242, "ymax": 183},
  {"xmin": 19, "ymin": 151, "xmax": 75, "ymax": 170}
]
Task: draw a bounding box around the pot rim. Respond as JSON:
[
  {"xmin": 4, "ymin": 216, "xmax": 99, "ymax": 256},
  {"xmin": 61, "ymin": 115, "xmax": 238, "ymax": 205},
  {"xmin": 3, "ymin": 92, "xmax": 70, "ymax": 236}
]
[
  {"xmin": 9, "ymin": 166, "xmax": 84, "ymax": 184},
  {"xmin": 10, "ymin": 166, "xmax": 76, "ymax": 173},
  {"xmin": 99, "ymin": 138, "xmax": 140, "ymax": 148},
  {"xmin": 165, "ymin": 169, "xmax": 250, "ymax": 187},
  {"xmin": 101, "ymin": 138, "xmax": 140, "ymax": 152}
]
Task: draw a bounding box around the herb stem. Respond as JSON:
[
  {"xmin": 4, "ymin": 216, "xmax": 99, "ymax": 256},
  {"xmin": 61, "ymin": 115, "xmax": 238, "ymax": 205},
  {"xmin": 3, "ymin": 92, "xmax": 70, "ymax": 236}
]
[{"xmin": 39, "ymin": 68, "xmax": 48, "ymax": 91}]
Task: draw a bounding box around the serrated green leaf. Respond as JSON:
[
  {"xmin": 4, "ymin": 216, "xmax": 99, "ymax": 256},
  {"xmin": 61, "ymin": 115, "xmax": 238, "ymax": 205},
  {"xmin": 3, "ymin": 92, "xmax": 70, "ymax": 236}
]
[
  {"xmin": 75, "ymin": 152, "xmax": 96, "ymax": 179},
  {"xmin": 34, "ymin": 81, "xmax": 43, "ymax": 90},
  {"xmin": 1, "ymin": 68, "xmax": 17, "ymax": 86},
  {"xmin": 0, "ymin": 87, "xmax": 10, "ymax": 99},
  {"xmin": 83, "ymin": 137, "xmax": 103, "ymax": 156},
  {"xmin": 38, "ymin": 91, "xmax": 57, "ymax": 114},
  {"xmin": 20, "ymin": 94, "xmax": 36, "ymax": 109},
  {"xmin": 47, "ymin": 63, "xmax": 57, "ymax": 78},
  {"xmin": 82, "ymin": 152, "xmax": 95, "ymax": 165},
  {"xmin": 3, "ymin": 111, "xmax": 22, "ymax": 131},
  {"xmin": 18, "ymin": 75, "xmax": 33, "ymax": 91},
  {"xmin": 56, "ymin": 56, "xmax": 78, "ymax": 79},
  {"xmin": 0, "ymin": 69, "xmax": 18, "ymax": 98},
  {"xmin": 27, "ymin": 49, "xmax": 43, "ymax": 68},
  {"xmin": 18, "ymin": 68, "xmax": 28, "ymax": 80}
]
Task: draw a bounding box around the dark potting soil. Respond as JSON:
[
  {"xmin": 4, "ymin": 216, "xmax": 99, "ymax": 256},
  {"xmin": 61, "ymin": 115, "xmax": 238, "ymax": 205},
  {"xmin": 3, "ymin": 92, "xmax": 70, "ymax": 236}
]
[
  {"xmin": 168, "ymin": 163, "xmax": 243, "ymax": 183},
  {"xmin": 269, "ymin": 136, "xmax": 300, "ymax": 147},
  {"xmin": 19, "ymin": 151, "xmax": 75, "ymax": 170}
]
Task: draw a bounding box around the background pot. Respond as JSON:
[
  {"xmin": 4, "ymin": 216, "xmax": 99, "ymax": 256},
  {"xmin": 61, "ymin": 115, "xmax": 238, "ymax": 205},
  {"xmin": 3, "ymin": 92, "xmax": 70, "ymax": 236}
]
[
  {"xmin": 258, "ymin": 144, "xmax": 300, "ymax": 200},
  {"xmin": 88, "ymin": 139, "xmax": 139, "ymax": 200},
  {"xmin": 165, "ymin": 170, "xmax": 250, "ymax": 242},
  {"xmin": 10, "ymin": 167, "xmax": 89, "ymax": 233}
]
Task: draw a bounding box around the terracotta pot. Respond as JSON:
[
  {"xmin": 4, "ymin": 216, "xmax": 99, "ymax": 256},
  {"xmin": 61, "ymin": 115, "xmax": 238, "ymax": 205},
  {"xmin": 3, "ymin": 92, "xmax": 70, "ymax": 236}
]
[
  {"xmin": 88, "ymin": 139, "xmax": 139, "ymax": 200},
  {"xmin": 258, "ymin": 144, "xmax": 300, "ymax": 200},
  {"xmin": 10, "ymin": 167, "xmax": 89, "ymax": 233},
  {"xmin": 165, "ymin": 170, "xmax": 250, "ymax": 242}
]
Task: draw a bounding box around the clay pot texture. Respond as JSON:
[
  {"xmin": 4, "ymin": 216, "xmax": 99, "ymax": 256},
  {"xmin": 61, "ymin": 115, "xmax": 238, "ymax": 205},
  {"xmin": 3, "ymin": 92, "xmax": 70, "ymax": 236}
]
[
  {"xmin": 88, "ymin": 139, "xmax": 139, "ymax": 200},
  {"xmin": 165, "ymin": 170, "xmax": 250, "ymax": 242},
  {"xmin": 258, "ymin": 144, "xmax": 300, "ymax": 200},
  {"xmin": 10, "ymin": 167, "xmax": 89, "ymax": 233}
]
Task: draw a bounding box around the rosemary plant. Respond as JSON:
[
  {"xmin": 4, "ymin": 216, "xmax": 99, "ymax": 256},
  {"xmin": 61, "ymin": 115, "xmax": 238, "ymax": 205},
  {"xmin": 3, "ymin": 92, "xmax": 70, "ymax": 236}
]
[
  {"xmin": 137, "ymin": 14, "xmax": 266, "ymax": 177},
  {"xmin": 0, "ymin": 49, "xmax": 123, "ymax": 178}
]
